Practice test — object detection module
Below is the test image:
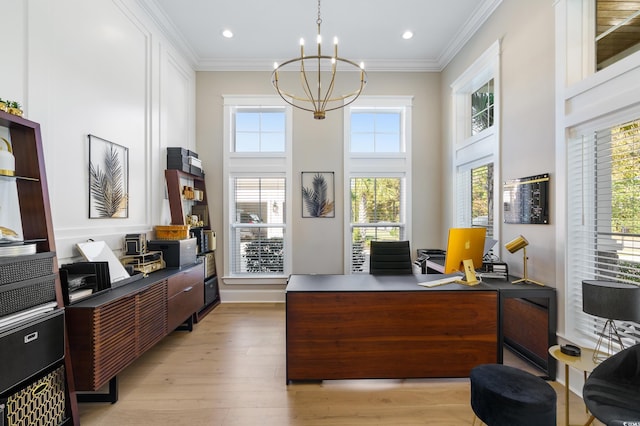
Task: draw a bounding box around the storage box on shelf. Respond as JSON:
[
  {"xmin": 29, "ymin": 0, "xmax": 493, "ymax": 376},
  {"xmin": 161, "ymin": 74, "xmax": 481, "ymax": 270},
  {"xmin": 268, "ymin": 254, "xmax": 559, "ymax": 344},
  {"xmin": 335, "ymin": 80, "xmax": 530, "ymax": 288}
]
[
  {"xmin": 167, "ymin": 147, "xmax": 203, "ymax": 177},
  {"xmin": 0, "ymin": 110, "xmax": 79, "ymax": 425},
  {"xmin": 0, "ymin": 364, "xmax": 67, "ymax": 426}
]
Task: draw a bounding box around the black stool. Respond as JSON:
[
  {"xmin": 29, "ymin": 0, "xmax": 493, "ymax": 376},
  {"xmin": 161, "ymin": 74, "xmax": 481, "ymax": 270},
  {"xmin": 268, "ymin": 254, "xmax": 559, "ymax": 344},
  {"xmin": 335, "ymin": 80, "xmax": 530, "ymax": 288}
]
[{"xmin": 470, "ymin": 364, "xmax": 557, "ymax": 426}]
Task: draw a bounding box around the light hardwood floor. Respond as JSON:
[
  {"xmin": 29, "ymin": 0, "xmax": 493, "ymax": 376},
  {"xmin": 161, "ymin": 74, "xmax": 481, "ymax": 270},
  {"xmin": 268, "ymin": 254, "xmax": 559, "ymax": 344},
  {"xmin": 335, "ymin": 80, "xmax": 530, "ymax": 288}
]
[{"xmin": 79, "ymin": 303, "xmax": 602, "ymax": 425}]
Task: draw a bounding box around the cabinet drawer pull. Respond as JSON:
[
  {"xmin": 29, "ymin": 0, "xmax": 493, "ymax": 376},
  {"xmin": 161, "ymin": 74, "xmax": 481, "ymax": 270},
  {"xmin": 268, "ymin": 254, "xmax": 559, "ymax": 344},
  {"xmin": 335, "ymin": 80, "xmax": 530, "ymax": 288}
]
[
  {"xmin": 183, "ymin": 286, "xmax": 193, "ymax": 292},
  {"xmin": 24, "ymin": 331, "xmax": 39, "ymax": 344}
]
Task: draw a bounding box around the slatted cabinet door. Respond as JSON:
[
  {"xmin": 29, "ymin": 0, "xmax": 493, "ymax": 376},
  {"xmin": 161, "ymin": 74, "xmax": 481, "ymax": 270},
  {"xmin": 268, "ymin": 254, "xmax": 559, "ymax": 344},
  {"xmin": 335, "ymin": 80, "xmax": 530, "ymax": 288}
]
[
  {"xmin": 67, "ymin": 296, "xmax": 137, "ymax": 391},
  {"xmin": 136, "ymin": 281, "xmax": 168, "ymax": 354},
  {"xmin": 66, "ymin": 281, "xmax": 170, "ymax": 392}
]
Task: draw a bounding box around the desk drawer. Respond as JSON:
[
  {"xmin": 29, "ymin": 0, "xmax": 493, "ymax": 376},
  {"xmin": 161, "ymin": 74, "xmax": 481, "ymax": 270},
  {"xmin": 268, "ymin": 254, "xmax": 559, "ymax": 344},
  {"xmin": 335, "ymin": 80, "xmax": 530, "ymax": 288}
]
[
  {"xmin": 0, "ymin": 310, "xmax": 64, "ymax": 394},
  {"xmin": 167, "ymin": 263, "xmax": 204, "ymax": 298},
  {"xmin": 168, "ymin": 281, "xmax": 203, "ymax": 331}
]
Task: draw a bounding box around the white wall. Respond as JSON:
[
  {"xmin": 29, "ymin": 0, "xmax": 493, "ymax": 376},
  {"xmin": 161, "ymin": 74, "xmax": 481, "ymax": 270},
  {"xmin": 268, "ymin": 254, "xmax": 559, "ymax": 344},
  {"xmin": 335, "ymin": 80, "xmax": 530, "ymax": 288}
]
[
  {"xmin": 0, "ymin": 0, "xmax": 196, "ymax": 264},
  {"xmin": 196, "ymin": 71, "xmax": 443, "ymax": 297}
]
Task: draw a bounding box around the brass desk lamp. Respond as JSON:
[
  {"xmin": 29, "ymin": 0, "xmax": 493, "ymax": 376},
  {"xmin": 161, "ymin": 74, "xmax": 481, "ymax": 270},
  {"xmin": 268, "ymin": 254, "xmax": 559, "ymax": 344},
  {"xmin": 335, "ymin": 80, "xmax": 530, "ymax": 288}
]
[{"xmin": 505, "ymin": 235, "xmax": 544, "ymax": 286}]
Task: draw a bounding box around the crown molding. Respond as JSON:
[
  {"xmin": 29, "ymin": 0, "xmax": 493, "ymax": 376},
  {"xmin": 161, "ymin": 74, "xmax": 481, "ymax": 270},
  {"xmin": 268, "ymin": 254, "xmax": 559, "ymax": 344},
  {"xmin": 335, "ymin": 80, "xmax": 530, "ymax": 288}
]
[
  {"xmin": 195, "ymin": 58, "xmax": 442, "ymax": 72},
  {"xmin": 437, "ymin": 0, "xmax": 504, "ymax": 69},
  {"xmin": 140, "ymin": 0, "xmax": 503, "ymax": 73},
  {"xmin": 135, "ymin": 0, "xmax": 199, "ymax": 67}
]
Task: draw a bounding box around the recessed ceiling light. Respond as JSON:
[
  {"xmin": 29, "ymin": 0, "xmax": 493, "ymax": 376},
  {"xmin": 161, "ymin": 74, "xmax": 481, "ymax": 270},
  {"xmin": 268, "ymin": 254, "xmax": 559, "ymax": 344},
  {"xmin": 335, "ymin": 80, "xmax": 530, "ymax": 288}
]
[
  {"xmin": 402, "ymin": 31, "xmax": 414, "ymax": 40},
  {"xmin": 222, "ymin": 29, "xmax": 234, "ymax": 38}
]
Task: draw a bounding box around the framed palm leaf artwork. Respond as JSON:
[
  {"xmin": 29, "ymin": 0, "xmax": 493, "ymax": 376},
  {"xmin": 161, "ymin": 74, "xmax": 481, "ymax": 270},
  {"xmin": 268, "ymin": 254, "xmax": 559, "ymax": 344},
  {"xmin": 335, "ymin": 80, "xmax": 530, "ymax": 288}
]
[
  {"xmin": 88, "ymin": 134, "xmax": 129, "ymax": 218},
  {"xmin": 301, "ymin": 171, "xmax": 334, "ymax": 218}
]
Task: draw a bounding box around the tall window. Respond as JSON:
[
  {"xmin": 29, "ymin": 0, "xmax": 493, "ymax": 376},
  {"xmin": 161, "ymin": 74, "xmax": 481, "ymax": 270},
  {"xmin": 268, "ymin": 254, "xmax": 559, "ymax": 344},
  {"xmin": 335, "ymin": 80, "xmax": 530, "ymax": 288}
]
[
  {"xmin": 451, "ymin": 41, "xmax": 500, "ymax": 240},
  {"xmin": 223, "ymin": 97, "xmax": 292, "ymax": 280},
  {"xmin": 344, "ymin": 97, "xmax": 412, "ymax": 273},
  {"xmin": 567, "ymin": 118, "xmax": 640, "ymax": 346}
]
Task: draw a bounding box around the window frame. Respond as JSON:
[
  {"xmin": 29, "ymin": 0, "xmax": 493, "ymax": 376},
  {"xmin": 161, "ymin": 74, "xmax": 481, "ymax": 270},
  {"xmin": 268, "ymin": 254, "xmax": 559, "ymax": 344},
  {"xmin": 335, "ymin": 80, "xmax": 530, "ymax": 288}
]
[
  {"xmin": 450, "ymin": 41, "xmax": 501, "ymax": 241},
  {"xmin": 222, "ymin": 95, "xmax": 293, "ymax": 284},
  {"xmin": 343, "ymin": 96, "xmax": 413, "ymax": 274}
]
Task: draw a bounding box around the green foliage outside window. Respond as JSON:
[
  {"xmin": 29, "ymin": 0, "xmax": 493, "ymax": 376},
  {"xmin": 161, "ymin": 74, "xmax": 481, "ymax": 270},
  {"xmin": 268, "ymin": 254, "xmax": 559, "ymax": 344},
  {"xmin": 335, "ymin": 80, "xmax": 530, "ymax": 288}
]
[
  {"xmin": 611, "ymin": 121, "xmax": 640, "ymax": 234},
  {"xmin": 471, "ymin": 79, "xmax": 494, "ymax": 136}
]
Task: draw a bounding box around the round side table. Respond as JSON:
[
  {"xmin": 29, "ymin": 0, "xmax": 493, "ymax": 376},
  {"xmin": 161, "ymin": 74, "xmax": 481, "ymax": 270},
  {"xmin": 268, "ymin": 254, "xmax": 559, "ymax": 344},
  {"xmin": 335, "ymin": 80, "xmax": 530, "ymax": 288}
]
[{"xmin": 548, "ymin": 345, "xmax": 601, "ymax": 426}]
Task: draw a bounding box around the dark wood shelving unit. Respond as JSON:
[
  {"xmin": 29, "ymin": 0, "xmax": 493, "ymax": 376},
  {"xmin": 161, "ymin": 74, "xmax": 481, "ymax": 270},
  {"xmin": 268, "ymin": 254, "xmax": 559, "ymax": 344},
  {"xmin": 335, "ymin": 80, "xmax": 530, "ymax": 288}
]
[
  {"xmin": 164, "ymin": 168, "xmax": 219, "ymax": 320},
  {"xmin": 164, "ymin": 169, "xmax": 210, "ymax": 226},
  {"xmin": 0, "ymin": 110, "xmax": 79, "ymax": 425}
]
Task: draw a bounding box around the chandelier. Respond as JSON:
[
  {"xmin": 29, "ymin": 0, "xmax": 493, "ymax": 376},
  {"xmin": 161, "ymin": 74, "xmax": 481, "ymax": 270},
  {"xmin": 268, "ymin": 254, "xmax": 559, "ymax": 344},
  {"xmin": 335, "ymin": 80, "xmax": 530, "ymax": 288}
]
[{"xmin": 272, "ymin": 0, "xmax": 367, "ymax": 120}]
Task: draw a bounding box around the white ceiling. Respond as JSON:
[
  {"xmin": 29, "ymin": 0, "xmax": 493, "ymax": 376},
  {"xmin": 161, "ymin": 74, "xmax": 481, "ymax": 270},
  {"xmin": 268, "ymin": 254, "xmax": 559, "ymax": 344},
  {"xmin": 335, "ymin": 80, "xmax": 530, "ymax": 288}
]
[{"xmin": 140, "ymin": 0, "xmax": 502, "ymax": 72}]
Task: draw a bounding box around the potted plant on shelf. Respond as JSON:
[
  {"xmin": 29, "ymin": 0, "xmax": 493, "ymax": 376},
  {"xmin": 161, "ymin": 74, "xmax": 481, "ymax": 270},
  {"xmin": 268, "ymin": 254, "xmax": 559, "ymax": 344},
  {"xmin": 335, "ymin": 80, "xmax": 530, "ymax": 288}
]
[
  {"xmin": 7, "ymin": 101, "xmax": 22, "ymax": 117},
  {"xmin": 0, "ymin": 98, "xmax": 7, "ymax": 112}
]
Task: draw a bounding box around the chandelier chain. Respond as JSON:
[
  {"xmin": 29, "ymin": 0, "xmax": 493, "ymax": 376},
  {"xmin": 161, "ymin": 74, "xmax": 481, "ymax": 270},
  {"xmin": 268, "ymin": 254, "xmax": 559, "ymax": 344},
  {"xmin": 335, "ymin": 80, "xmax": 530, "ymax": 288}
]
[{"xmin": 316, "ymin": 0, "xmax": 322, "ymax": 25}]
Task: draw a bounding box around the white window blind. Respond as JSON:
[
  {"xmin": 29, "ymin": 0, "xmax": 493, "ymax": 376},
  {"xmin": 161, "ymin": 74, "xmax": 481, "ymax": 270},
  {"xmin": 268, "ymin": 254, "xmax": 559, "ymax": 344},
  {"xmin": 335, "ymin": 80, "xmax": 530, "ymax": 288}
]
[
  {"xmin": 456, "ymin": 169, "xmax": 472, "ymax": 227},
  {"xmin": 472, "ymin": 163, "xmax": 494, "ymax": 237},
  {"xmin": 350, "ymin": 176, "xmax": 406, "ymax": 273},
  {"xmin": 230, "ymin": 177, "xmax": 286, "ymax": 275},
  {"xmin": 567, "ymin": 118, "xmax": 640, "ymax": 346},
  {"xmin": 455, "ymin": 162, "xmax": 494, "ymax": 238}
]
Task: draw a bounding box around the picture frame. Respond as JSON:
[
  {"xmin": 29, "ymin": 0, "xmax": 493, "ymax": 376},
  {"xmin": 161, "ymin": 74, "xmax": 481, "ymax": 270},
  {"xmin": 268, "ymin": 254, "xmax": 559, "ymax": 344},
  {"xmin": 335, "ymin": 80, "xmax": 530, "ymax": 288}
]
[
  {"xmin": 301, "ymin": 171, "xmax": 335, "ymax": 218},
  {"xmin": 88, "ymin": 134, "xmax": 129, "ymax": 218}
]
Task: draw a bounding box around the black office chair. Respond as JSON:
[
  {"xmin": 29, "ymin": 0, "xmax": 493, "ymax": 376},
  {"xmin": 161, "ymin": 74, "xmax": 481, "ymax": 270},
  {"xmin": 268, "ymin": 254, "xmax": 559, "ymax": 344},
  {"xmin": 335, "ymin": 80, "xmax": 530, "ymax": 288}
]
[
  {"xmin": 582, "ymin": 343, "xmax": 640, "ymax": 425},
  {"xmin": 369, "ymin": 240, "xmax": 413, "ymax": 275}
]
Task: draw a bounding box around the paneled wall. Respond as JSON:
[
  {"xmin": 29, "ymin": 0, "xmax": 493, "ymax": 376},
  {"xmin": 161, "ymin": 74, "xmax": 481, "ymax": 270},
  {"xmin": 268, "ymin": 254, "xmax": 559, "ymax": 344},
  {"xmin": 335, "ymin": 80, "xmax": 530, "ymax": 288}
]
[{"xmin": 0, "ymin": 0, "xmax": 196, "ymax": 263}]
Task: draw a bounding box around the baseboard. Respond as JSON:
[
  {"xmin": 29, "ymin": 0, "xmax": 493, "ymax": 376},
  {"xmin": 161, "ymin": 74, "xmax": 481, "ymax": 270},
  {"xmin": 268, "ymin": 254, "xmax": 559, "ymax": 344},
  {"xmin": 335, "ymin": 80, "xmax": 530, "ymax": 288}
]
[{"xmin": 220, "ymin": 289, "xmax": 285, "ymax": 303}]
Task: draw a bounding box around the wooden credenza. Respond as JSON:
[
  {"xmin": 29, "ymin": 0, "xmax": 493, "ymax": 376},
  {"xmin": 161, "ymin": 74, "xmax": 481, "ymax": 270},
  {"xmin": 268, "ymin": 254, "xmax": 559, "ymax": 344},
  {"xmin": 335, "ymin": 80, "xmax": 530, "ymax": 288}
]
[{"xmin": 65, "ymin": 263, "xmax": 203, "ymax": 402}]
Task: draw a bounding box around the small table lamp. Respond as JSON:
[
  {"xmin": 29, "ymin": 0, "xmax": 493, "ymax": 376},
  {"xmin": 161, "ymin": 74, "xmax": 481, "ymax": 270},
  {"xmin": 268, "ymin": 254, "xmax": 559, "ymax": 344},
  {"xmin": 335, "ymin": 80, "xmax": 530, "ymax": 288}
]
[
  {"xmin": 504, "ymin": 235, "xmax": 544, "ymax": 286},
  {"xmin": 582, "ymin": 280, "xmax": 640, "ymax": 362}
]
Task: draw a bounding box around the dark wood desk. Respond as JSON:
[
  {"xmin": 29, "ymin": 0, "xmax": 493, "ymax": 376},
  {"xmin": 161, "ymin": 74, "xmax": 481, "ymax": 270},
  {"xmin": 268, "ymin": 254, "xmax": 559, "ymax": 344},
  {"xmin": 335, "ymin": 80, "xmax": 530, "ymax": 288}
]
[{"xmin": 285, "ymin": 274, "xmax": 556, "ymax": 382}]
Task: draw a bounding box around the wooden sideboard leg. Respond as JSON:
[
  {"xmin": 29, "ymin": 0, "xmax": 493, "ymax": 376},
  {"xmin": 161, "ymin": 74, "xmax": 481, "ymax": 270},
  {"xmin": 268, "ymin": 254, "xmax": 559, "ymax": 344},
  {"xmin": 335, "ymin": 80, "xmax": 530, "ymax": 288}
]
[{"xmin": 76, "ymin": 377, "xmax": 118, "ymax": 404}]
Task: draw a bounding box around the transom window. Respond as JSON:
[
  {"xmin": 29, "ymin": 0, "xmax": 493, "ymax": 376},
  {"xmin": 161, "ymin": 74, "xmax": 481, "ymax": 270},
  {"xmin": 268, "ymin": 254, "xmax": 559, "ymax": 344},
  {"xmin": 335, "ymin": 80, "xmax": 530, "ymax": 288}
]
[
  {"xmin": 350, "ymin": 110, "xmax": 403, "ymax": 153},
  {"xmin": 234, "ymin": 108, "xmax": 285, "ymax": 152},
  {"xmin": 471, "ymin": 79, "xmax": 494, "ymax": 136}
]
